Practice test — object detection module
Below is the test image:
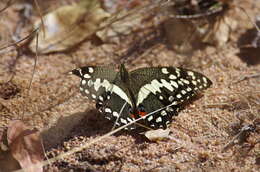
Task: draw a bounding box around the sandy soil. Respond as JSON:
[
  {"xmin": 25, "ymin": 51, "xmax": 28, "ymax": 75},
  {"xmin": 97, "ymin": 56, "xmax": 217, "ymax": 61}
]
[{"xmin": 0, "ymin": 0, "xmax": 259, "ymax": 171}]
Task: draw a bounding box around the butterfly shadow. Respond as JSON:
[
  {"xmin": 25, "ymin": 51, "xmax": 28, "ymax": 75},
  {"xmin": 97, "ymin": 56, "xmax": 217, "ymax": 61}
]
[
  {"xmin": 41, "ymin": 109, "xmax": 114, "ymax": 150},
  {"xmin": 236, "ymin": 25, "xmax": 260, "ymax": 65}
]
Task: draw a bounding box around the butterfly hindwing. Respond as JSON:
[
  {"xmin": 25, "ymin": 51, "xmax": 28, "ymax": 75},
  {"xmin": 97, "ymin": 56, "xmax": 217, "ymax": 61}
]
[
  {"xmin": 138, "ymin": 93, "xmax": 180, "ymax": 129},
  {"xmin": 98, "ymin": 92, "xmax": 135, "ymax": 129}
]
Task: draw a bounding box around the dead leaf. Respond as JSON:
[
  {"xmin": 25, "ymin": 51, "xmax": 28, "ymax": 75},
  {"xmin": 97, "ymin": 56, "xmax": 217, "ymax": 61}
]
[
  {"xmin": 164, "ymin": 18, "xmax": 200, "ymax": 54},
  {"xmin": 0, "ymin": 127, "xmax": 21, "ymax": 171},
  {"xmin": 144, "ymin": 129, "xmax": 170, "ymax": 141},
  {"xmin": 164, "ymin": 1, "xmax": 237, "ymax": 53},
  {"xmin": 0, "ymin": 127, "xmax": 8, "ymax": 152},
  {"xmin": 96, "ymin": 9, "xmax": 142, "ymax": 44},
  {"xmin": 7, "ymin": 120, "xmax": 44, "ymax": 172},
  {"xmin": 0, "ymin": 150, "xmax": 21, "ymax": 172},
  {"xmin": 203, "ymin": 15, "xmax": 237, "ymax": 47},
  {"xmin": 29, "ymin": 0, "xmax": 110, "ymax": 54},
  {"xmin": 103, "ymin": 0, "xmax": 142, "ymax": 13}
]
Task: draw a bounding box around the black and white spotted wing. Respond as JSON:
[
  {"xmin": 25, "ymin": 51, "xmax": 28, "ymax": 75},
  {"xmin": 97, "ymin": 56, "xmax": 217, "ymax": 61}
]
[
  {"xmin": 71, "ymin": 66, "xmax": 117, "ymax": 100},
  {"xmin": 71, "ymin": 65, "xmax": 212, "ymax": 130},
  {"xmin": 71, "ymin": 66, "xmax": 136, "ymax": 129},
  {"xmin": 129, "ymin": 67, "xmax": 212, "ymax": 129}
]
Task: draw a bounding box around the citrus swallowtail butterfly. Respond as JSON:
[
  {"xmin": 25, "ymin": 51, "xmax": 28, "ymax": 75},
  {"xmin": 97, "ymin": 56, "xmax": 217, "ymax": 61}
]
[{"xmin": 71, "ymin": 64, "xmax": 212, "ymax": 130}]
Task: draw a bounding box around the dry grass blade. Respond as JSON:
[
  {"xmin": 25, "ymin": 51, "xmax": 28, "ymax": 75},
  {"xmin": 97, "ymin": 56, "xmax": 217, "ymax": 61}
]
[
  {"xmin": 0, "ymin": 28, "xmax": 39, "ymax": 52},
  {"xmin": 222, "ymin": 124, "xmax": 256, "ymax": 152},
  {"xmin": 0, "ymin": 0, "xmax": 17, "ymax": 13},
  {"xmin": 231, "ymin": 73, "xmax": 260, "ymax": 85},
  {"xmin": 238, "ymin": 6, "xmax": 260, "ymax": 33}
]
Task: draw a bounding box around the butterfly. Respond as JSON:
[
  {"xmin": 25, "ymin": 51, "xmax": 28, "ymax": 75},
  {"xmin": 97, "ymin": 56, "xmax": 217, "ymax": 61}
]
[{"xmin": 71, "ymin": 64, "xmax": 212, "ymax": 130}]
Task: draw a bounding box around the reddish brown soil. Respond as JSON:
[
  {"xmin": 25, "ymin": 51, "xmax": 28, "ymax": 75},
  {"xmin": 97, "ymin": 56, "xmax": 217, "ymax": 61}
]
[{"xmin": 0, "ymin": 0, "xmax": 259, "ymax": 172}]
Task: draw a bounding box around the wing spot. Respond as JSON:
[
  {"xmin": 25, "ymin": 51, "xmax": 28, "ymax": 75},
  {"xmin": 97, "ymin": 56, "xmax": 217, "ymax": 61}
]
[
  {"xmin": 161, "ymin": 68, "xmax": 169, "ymax": 74},
  {"xmin": 166, "ymin": 106, "xmax": 174, "ymax": 112},
  {"xmin": 81, "ymin": 79, "xmax": 87, "ymax": 85},
  {"xmin": 84, "ymin": 74, "xmax": 91, "ymax": 79},
  {"xmin": 77, "ymin": 68, "xmax": 83, "ymax": 76},
  {"xmin": 84, "ymin": 89, "xmax": 89, "ymax": 94},
  {"xmin": 169, "ymin": 74, "xmax": 177, "ymax": 80},
  {"xmin": 176, "ymin": 94, "xmax": 182, "ymax": 99},
  {"xmin": 187, "ymin": 87, "xmax": 192, "ymax": 92},
  {"xmin": 181, "ymin": 90, "xmax": 187, "ymax": 95},
  {"xmin": 176, "ymin": 71, "xmax": 180, "ymax": 77},
  {"xmin": 161, "ymin": 110, "xmax": 167, "ymax": 116},
  {"xmin": 151, "ymin": 80, "xmax": 162, "ymax": 92},
  {"xmin": 91, "ymin": 94, "xmax": 96, "ymax": 99},
  {"xmin": 88, "ymin": 80, "xmax": 94, "ymax": 87},
  {"xmin": 105, "ymin": 108, "xmax": 112, "ymax": 113},
  {"xmin": 105, "ymin": 116, "xmax": 111, "ymax": 120},
  {"xmin": 88, "ymin": 67, "xmax": 94, "ymax": 73},
  {"xmin": 169, "ymin": 96, "xmax": 174, "ymax": 102},
  {"xmin": 161, "ymin": 79, "xmax": 174, "ymax": 91},
  {"xmin": 120, "ymin": 118, "xmax": 127, "ymax": 124},
  {"xmin": 178, "ymin": 80, "xmax": 184, "ymax": 86},
  {"xmin": 127, "ymin": 117, "xmax": 133, "ymax": 122},
  {"xmin": 94, "ymin": 78, "xmax": 102, "ymax": 91},
  {"xmin": 187, "ymin": 71, "xmax": 194, "ymax": 76},
  {"xmin": 99, "ymin": 96, "xmax": 104, "ymax": 101},
  {"xmin": 171, "ymin": 101, "xmax": 178, "ymax": 105},
  {"xmin": 156, "ymin": 117, "xmax": 162, "ymax": 123},
  {"xmin": 80, "ymin": 87, "xmax": 84, "ymax": 91},
  {"xmin": 113, "ymin": 111, "xmax": 119, "ymax": 117},
  {"xmin": 159, "ymin": 96, "xmax": 164, "ymax": 100},
  {"xmin": 170, "ymin": 80, "xmax": 179, "ymax": 88},
  {"xmin": 192, "ymin": 81, "xmax": 197, "ymax": 85},
  {"xmin": 147, "ymin": 115, "xmax": 153, "ymax": 121},
  {"xmin": 182, "ymin": 79, "xmax": 190, "ymax": 84},
  {"xmin": 203, "ymin": 77, "xmax": 208, "ymax": 83}
]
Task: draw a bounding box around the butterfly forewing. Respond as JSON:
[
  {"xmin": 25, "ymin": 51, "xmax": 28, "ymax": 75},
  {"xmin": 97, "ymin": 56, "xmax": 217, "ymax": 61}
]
[{"xmin": 71, "ymin": 66, "xmax": 117, "ymax": 101}]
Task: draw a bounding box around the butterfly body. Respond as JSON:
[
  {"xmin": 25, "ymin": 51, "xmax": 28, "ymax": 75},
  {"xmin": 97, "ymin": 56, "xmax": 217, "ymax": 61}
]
[{"xmin": 71, "ymin": 64, "xmax": 212, "ymax": 129}]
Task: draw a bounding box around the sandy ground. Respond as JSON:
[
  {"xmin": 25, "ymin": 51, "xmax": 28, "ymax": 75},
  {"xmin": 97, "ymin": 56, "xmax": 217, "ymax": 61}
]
[{"xmin": 0, "ymin": 0, "xmax": 259, "ymax": 171}]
